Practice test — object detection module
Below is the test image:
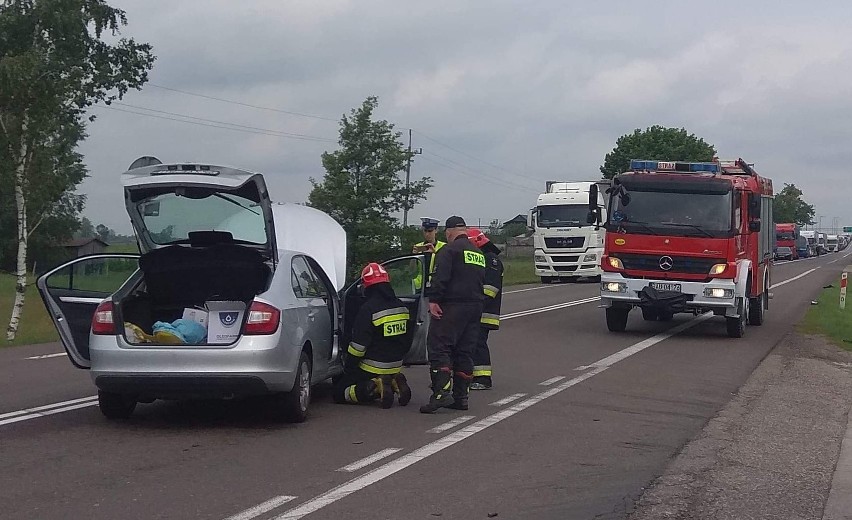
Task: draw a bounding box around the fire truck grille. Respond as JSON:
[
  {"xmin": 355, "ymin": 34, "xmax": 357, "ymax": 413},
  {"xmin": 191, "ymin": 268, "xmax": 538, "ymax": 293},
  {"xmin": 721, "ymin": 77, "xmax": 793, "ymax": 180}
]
[{"xmin": 616, "ymin": 254, "xmax": 723, "ymax": 275}]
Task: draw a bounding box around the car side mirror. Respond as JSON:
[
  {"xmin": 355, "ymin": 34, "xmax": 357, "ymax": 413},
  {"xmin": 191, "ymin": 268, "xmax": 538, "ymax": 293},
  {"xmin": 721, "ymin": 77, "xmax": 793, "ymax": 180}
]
[
  {"xmin": 748, "ymin": 193, "xmax": 761, "ymax": 219},
  {"xmin": 749, "ymin": 220, "xmax": 761, "ymax": 233}
]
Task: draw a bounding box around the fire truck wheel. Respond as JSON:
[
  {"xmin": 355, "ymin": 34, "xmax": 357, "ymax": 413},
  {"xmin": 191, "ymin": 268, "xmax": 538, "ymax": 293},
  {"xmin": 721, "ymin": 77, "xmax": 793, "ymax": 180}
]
[
  {"xmin": 641, "ymin": 307, "xmax": 659, "ymax": 321},
  {"xmin": 606, "ymin": 307, "xmax": 630, "ymax": 332},
  {"xmin": 748, "ymin": 294, "xmax": 765, "ymax": 326},
  {"xmin": 726, "ymin": 300, "xmax": 747, "ymax": 338}
]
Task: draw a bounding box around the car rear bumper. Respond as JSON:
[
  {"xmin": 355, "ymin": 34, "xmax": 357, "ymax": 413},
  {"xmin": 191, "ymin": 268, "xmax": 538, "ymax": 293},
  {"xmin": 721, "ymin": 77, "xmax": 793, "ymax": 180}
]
[{"xmin": 88, "ymin": 333, "xmax": 300, "ymax": 397}]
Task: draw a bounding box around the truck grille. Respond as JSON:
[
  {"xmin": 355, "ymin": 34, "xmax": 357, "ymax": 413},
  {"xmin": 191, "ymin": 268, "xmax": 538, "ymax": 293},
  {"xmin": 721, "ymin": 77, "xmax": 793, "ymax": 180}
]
[
  {"xmin": 616, "ymin": 254, "xmax": 722, "ymax": 275},
  {"xmin": 544, "ymin": 237, "xmax": 584, "ymax": 249},
  {"xmin": 551, "ymin": 255, "xmax": 580, "ymax": 263}
]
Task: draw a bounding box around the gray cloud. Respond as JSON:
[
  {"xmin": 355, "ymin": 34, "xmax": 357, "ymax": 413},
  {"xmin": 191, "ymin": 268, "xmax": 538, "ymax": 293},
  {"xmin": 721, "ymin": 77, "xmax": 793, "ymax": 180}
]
[{"xmin": 78, "ymin": 0, "xmax": 852, "ymax": 234}]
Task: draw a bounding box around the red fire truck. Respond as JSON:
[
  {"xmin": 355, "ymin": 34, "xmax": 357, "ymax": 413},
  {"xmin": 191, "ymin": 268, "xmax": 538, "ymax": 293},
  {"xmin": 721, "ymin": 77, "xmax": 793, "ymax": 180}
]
[{"xmin": 591, "ymin": 159, "xmax": 774, "ymax": 338}]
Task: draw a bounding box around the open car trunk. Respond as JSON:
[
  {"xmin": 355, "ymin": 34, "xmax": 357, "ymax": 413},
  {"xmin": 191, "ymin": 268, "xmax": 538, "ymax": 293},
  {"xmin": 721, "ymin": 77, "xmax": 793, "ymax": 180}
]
[{"xmin": 119, "ymin": 243, "xmax": 272, "ymax": 345}]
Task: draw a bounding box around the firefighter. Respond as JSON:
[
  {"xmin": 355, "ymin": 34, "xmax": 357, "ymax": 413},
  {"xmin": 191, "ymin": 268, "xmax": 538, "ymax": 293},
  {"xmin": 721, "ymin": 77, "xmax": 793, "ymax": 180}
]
[
  {"xmin": 334, "ymin": 263, "xmax": 413, "ymax": 409},
  {"xmin": 466, "ymin": 228, "xmax": 503, "ymax": 390},
  {"xmin": 412, "ymin": 217, "xmax": 446, "ymax": 290},
  {"xmin": 420, "ymin": 216, "xmax": 486, "ymax": 414}
]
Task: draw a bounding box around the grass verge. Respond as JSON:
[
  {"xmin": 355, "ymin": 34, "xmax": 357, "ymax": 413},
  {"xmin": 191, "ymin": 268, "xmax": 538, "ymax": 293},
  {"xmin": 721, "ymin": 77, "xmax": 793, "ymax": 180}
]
[
  {"xmin": 800, "ymin": 284, "xmax": 852, "ymax": 352},
  {"xmin": 503, "ymin": 257, "xmax": 538, "ymax": 286},
  {"xmin": 1, "ymin": 273, "xmax": 58, "ymax": 347}
]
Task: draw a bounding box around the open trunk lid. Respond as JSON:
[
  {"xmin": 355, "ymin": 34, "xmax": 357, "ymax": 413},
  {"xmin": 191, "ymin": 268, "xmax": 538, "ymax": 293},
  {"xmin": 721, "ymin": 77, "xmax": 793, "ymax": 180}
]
[{"xmin": 122, "ymin": 163, "xmax": 277, "ymax": 263}]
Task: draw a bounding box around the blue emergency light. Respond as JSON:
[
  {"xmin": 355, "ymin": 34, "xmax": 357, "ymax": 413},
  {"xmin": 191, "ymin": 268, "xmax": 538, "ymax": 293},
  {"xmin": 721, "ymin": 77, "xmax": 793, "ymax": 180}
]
[{"xmin": 630, "ymin": 160, "xmax": 719, "ymax": 173}]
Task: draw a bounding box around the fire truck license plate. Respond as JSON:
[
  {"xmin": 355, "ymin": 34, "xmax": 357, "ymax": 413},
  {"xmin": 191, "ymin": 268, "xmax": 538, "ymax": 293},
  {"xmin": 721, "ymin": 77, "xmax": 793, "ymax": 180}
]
[{"xmin": 650, "ymin": 282, "xmax": 681, "ymax": 292}]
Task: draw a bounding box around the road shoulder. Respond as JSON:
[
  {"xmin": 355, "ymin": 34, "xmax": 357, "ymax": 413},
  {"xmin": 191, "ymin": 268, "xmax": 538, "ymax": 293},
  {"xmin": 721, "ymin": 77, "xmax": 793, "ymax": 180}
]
[{"xmin": 628, "ymin": 332, "xmax": 852, "ymax": 520}]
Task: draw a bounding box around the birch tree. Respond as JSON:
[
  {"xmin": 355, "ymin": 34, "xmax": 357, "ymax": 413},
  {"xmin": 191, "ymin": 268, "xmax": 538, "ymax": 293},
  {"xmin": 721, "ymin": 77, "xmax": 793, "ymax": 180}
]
[{"xmin": 0, "ymin": 0, "xmax": 154, "ymax": 341}]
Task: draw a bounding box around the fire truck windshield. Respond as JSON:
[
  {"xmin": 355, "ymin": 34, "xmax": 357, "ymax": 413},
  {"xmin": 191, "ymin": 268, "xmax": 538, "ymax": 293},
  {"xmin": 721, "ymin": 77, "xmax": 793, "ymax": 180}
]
[
  {"xmin": 609, "ymin": 189, "xmax": 733, "ymax": 238},
  {"xmin": 537, "ymin": 204, "xmax": 589, "ymax": 228}
]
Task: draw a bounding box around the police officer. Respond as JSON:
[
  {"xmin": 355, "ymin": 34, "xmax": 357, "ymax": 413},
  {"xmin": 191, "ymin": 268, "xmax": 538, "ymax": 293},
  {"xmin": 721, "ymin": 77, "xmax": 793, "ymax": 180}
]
[
  {"xmin": 334, "ymin": 263, "xmax": 413, "ymax": 409},
  {"xmin": 420, "ymin": 216, "xmax": 486, "ymax": 413},
  {"xmin": 466, "ymin": 228, "xmax": 503, "ymax": 390},
  {"xmin": 412, "ymin": 217, "xmax": 447, "ymax": 290}
]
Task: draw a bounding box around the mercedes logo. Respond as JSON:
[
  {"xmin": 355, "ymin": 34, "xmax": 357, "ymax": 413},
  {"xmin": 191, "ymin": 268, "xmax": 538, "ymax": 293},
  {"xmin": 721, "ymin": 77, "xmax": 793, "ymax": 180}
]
[{"xmin": 659, "ymin": 256, "xmax": 674, "ymax": 271}]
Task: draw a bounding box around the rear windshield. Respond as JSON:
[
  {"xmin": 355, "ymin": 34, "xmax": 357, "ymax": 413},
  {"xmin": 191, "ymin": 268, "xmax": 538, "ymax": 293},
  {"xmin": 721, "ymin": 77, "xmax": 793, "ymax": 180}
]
[{"xmin": 138, "ymin": 192, "xmax": 267, "ymax": 245}]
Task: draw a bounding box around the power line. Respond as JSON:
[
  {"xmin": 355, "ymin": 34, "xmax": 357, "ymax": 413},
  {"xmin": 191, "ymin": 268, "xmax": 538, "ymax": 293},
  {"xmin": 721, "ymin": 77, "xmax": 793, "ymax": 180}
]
[
  {"xmin": 111, "ymin": 102, "xmax": 336, "ymax": 142},
  {"xmin": 422, "ymin": 150, "xmax": 539, "ymax": 193},
  {"xmin": 414, "ymin": 129, "xmax": 544, "ymax": 184},
  {"xmin": 419, "ymin": 153, "xmax": 539, "ymax": 194},
  {"xmin": 148, "ymin": 83, "xmax": 341, "ymax": 122},
  {"xmin": 95, "ymin": 105, "xmax": 337, "ymax": 143}
]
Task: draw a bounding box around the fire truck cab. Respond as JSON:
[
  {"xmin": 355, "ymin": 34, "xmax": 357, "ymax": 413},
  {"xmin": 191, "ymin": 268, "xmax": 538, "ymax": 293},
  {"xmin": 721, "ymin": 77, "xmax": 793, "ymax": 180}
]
[{"xmin": 593, "ymin": 159, "xmax": 774, "ymax": 338}]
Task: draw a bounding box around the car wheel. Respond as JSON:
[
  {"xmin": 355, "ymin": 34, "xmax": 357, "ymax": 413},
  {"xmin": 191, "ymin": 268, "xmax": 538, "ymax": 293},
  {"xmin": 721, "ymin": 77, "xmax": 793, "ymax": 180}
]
[
  {"xmin": 98, "ymin": 390, "xmax": 137, "ymax": 419},
  {"xmin": 278, "ymin": 351, "xmax": 312, "ymax": 423},
  {"xmin": 606, "ymin": 307, "xmax": 630, "ymax": 332}
]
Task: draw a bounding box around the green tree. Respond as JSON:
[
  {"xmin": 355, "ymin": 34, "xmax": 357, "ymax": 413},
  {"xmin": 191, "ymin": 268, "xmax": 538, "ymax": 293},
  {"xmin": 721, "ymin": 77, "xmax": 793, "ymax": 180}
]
[
  {"xmin": 75, "ymin": 216, "xmax": 95, "ymax": 238},
  {"xmin": 773, "ymin": 183, "xmax": 815, "ymax": 226},
  {"xmin": 600, "ymin": 126, "xmax": 717, "ymax": 179},
  {"xmin": 308, "ymin": 96, "xmax": 432, "ymax": 278},
  {"xmin": 1, "ymin": 0, "xmax": 155, "ymax": 340}
]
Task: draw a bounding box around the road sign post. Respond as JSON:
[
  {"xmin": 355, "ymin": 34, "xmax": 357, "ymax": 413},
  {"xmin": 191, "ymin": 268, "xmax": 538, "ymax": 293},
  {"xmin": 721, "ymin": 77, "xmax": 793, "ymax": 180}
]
[{"xmin": 842, "ymin": 268, "xmax": 850, "ymax": 309}]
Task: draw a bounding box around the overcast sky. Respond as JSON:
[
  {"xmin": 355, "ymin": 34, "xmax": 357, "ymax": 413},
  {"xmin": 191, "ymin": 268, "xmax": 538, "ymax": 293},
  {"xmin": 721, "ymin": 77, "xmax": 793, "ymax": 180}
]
[{"xmin": 78, "ymin": 0, "xmax": 852, "ymax": 234}]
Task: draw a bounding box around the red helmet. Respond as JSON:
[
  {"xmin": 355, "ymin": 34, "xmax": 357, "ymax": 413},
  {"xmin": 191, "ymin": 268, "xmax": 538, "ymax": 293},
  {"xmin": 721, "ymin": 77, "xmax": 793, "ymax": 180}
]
[
  {"xmin": 361, "ymin": 262, "xmax": 389, "ymax": 287},
  {"xmin": 466, "ymin": 228, "xmax": 490, "ymax": 249}
]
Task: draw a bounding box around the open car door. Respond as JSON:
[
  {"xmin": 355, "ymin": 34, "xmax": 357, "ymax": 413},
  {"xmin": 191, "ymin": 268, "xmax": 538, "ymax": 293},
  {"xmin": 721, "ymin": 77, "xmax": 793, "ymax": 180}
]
[
  {"xmin": 36, "ymin": 254, "xmax": 140, "ymax": 368},
  {"xmin": 341, "ymin": 254, "xmax": 430, "ymax": 365}
]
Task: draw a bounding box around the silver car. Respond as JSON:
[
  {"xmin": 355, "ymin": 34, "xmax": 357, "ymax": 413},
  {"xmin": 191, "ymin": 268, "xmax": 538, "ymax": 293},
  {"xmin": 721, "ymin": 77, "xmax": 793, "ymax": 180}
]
[{"xmin": 38, "ymin": 160, "xmax": 431, "ymax": 422}]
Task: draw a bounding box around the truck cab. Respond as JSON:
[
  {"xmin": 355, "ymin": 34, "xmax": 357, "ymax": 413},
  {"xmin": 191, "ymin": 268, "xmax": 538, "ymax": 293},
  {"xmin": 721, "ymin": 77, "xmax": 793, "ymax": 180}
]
[
  {"xmin": 529, "ymin": 181, "xmax": 608, "ymax": 283},
  {"xmin": 595, "ymin": 159, "xmax": 774, "ymax": 338}
]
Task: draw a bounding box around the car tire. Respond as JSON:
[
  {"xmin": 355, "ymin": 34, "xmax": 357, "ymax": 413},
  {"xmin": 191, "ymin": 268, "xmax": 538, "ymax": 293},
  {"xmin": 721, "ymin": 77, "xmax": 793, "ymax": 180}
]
[
  {"xmin": 278, "ymin": 351, "xmax": 312, "ymax": 423},
  {"xmin": 641, "ymin": 307, "xmax": 659, "ymax": 321},
  {"xmin": 726, "ymin": 299, "xmax": 747, "ymax": 338},
  {"xmin": 98, "ymin": 390, "xmax": 137, "ymax": 419},
  {"xmin": 606, "ymin": 307, "xmax": 630, "ymax": 332}
]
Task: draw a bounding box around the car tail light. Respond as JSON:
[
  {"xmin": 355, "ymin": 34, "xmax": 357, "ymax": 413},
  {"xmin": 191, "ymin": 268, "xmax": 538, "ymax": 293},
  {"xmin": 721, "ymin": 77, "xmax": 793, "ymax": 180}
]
[
  {"xmin": 243, "ymin": 301, "xmax": 280, "ymax": 335},
  {"xmin": 91, "ymin": 301, "xmax": 116, "ymax": 335}
]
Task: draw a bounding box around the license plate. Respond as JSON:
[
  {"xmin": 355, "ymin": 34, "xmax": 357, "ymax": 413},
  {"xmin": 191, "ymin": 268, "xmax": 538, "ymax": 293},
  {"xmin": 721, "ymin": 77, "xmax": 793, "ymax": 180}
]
[{"xmin": 650, "ymin": 282, "xmax": 681, "ymax": 292}]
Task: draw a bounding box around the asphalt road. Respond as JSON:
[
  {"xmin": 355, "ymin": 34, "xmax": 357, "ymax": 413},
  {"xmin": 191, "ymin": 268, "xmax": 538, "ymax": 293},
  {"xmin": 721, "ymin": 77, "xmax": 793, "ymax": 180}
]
[{"xmin": 1, "ymin": 252, "xmax": 849, "ymax": 520}]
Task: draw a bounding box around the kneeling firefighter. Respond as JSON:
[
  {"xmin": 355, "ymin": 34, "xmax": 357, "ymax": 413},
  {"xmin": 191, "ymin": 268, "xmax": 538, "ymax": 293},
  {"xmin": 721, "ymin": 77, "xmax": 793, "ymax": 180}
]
[
  {"xmin": 333, "ymin": 263, "xmax": 413, "ymax": 408},
  {"xmin": 467, "ymin": 228, "xmax": 503, "ymax": 390}
]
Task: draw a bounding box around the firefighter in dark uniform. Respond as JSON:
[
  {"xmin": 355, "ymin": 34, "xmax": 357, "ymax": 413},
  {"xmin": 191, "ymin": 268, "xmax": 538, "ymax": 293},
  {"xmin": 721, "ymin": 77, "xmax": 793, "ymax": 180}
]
[
  {"xmin": 466, "ymin": 228, "xmax": 503, "ymax": 390},
  {"xmin": 334, "ymin": 263, "xmax": 413, "ymax": 409},
  {"xmin": 420, "ymin": 216, "xmax": 486, "ymax": 414}
]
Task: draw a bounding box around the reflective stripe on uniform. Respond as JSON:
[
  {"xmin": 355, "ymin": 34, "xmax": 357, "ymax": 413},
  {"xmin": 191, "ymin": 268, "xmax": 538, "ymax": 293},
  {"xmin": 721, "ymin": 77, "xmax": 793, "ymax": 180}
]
[
  {"xmin": 372, "ymin": 307, "xmax": 410, "ymax": 326},
  {"xmin": 473, "ymin": 365, "xmax": 492, "ymax": 377},
  {"xmin": 345, "ymin": 385, "xmax": 359, "ymax": 403},
  {"xmin": 481, "ymin": 313, "xmax": 500, "ymax": 326},
  {"xmin": 359, "ymin": 359, "xmax": 403, "ymax": 375},
  {"xmin": 483, "ymin": 284, "xmax": 500, "ymax": 298},
  {"xmin": 347, "ymin": 342, "xmax": 367, "ymax": 357}
]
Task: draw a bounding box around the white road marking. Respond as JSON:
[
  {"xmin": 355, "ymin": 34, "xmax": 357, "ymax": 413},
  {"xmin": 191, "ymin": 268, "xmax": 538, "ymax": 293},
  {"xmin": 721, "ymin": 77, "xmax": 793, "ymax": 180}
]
[
  {"xmin": 224, "ymin": 495, "xmax": 297, "ymax": 520},
  {"xmin": 504, "ymin": 285, "xmax": 561, "ymax": 295},
  {"xmin": 501, "ymin": 297, "xmax": 601, "ymax": 320},
  {"xmin": 490, "ymin": 393, "xmax": 527, "ymax": 407},
  {"xmin": 336, "ymin": 448, "xmax": 402, "ymax": 473},
  {"xmin": 0, "ymin": 395, "xmax": 97, "ymax": 421},
  {"xmin": 427, "ymin": 416, "xmax": 475, "ymax": 434},
  {"xmin": 0, "ymin": 401, "xmax": 98, "ymax": 427},
  {"xmin": 539, "ymin": 376, "xmax": 566, "ymax": 386},
  {"xmin": 270, "ymin": 313, "xmax": 716, "ymax": 520},
  {"xmin": 772, "ymin": 268, "xmax": 820, "ymax": 289},
  {"xmin": 25, "ymin": 352, "xmax": 67, "ymax": 360}
]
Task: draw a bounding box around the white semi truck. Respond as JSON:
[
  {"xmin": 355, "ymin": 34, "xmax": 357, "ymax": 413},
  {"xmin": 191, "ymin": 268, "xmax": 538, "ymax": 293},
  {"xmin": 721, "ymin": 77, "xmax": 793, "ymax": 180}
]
[{"xmin": 529, "ymin": 181, "xmax": 608, "ymax": 283}]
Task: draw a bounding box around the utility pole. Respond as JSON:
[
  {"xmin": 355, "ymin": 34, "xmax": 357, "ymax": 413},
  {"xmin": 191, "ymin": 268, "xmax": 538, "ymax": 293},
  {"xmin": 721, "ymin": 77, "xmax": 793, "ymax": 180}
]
[{"xmin": 402, "ymin": 129, "xmax": 422, "ymax": 228}]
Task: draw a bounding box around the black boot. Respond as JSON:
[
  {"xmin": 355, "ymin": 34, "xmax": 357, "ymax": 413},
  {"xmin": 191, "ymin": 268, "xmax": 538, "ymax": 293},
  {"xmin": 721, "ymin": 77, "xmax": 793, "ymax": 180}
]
[
  {"xmin": 447, "ymin": 372, "xmax": 472, "ymax": 410},
  {"xmin": 419, "ymin": 368, "xmax": 454, "ymax": 414},
  {"xmin": 392, "ymin": 372, "xmax": 412, "ymax": 406}
]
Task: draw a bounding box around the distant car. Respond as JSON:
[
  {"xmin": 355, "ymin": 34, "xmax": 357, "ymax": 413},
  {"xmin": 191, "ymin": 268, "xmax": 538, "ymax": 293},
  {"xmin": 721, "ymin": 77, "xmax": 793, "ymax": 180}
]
[
  {"xmin": 796, "ymin": 246, "xmax": 810, "ymax": 259},
  {"xmin": 775, "ymin": 246, "xmax": 794, "ymax": 261},
  {"xmin": 38, "ymin": 161, "xmax": 431, "ymax": 422}
]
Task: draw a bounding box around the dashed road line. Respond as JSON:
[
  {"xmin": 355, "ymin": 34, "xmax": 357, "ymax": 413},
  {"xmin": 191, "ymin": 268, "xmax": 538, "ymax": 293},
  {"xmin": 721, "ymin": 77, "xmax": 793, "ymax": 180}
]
[
  {"xmin": 224, "ymin": 495, "xmax": 298, "ymax": 520},
  {"xmin": 25, "ymin": 352, "xmax": 67, "ymax": 360},
  {"xmin": 0, "ymin": 395, "xmax": 97, "ymax": 422},
  {"xmin": 336, "ymin": 448, "xmax": 402, "ymax": 473},
  {"xmin": 489, "ymin": 393, "xmax": 527, "ymax": 407},
  {"xmin": 427, "ymin": 416, "xmax": 475, "ymax": 434},
  {"xmin": 539, "ymin": 376, "xmax": 566, "ymax": 386}
]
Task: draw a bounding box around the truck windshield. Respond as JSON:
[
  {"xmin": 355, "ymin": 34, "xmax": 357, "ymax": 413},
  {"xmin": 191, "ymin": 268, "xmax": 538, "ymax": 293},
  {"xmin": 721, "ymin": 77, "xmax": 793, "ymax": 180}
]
[
  {"xmin": 537, "ymin": 204, "xmax": 589, "ymax": 228},
  {"xmin": 610, "ymin": 190, "xmax": 733, "ymax": 238}
]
